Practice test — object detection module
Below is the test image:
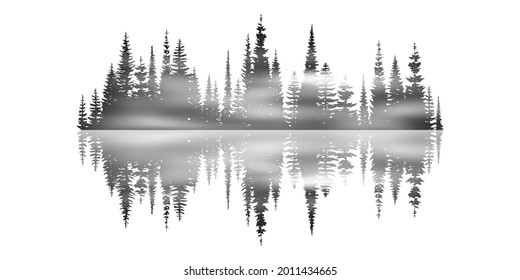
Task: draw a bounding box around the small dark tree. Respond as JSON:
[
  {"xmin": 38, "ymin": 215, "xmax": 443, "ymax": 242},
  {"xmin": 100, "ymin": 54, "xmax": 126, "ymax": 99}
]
[
  {"xmin": 159, "ymin": 30, "xmax": 171, "ymax": 101},
  {"xmin": 77, "ymin": 94, "xmax": 88, "ymax": 129},
  {"xmin": 436, "ymin": 96, "xmax": 443, "ymax": 130},
  {"xmin": 285, "ymin": 71, "xmax": 300, "ymax": 127},
  {"xmin": 134, "ymin": 56, "xmax": 148, "ymax": 99},
  {"xmin": 358, "ymin": 76, "xmax": 370, "ymax": 127},
  {"xmin": 116, "ymin": 32, "xmax": 135, "ymax": 101},
  {"xmin": 241, "ymin": 34, "xmax": 253, "ymax": 95},
  {"xmin": 387, "ymin": 56, "xmax": 405, "ymax": 127},
  {"xmin": 147, "ymin": 46, "xmax": 160, "ymax": 100},
  {"xmin": 425, "ymin": 87, "xmax": 435, "ymax": 129},
  {"xmin": 270, "ymin": 50, "xmax": 284, "ymax": 125},
  {"xmin": 370, "ymin": 41, "xmax": 387, "ymax": 129},
  {"xmin": 88, "ymin": 89, "xmax": 102, "ymax": 127},
  {"xmin": 317, "ymin": 63, "xmax": 336, "ymax": 127}
]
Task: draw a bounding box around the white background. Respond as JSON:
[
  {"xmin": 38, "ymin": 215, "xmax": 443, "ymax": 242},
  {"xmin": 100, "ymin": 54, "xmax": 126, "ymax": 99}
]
[{"xmin": 1, "ymin": 0, "xmax": 519, "ymax": 279}]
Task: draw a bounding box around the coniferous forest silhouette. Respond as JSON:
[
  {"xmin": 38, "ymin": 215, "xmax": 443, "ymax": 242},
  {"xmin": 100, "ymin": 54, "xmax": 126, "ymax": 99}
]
[
  {"xmin": 77, "ymin": 16, "xmax": 444, "ymax": 130},
  {"xmin": 78, "ymin": 130, "xmax": 443, "ymax": 244}
]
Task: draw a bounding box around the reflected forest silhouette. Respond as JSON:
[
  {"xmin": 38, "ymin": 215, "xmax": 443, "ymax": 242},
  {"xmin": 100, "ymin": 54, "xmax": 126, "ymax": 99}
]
[
  {"xmin": 77, "ymin": 16, "xmax": 444, "ymax": 130},
  {"xmin": 78, "ymin": 131, "xmax": 443, "ymax": 244}
]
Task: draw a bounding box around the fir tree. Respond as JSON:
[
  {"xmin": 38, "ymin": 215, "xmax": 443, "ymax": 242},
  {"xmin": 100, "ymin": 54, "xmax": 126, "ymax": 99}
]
[
  {"xmin": 160, "ymin": 30, "xmax": 171, "ymax": 101},
  {"xmin": 334, "ymin": 75, "xmax": 357, "ymax": 128},
  {"xmin": 436, "ymin": 96, "xmax": 443, "ymax": 130},
  {"xmin": 147, "ymin": 46, "xmax": 160, "ymax": 100},
  {"xmin": 88, "ymin": 89, "xmax": 102, "ymax": 127},
  {"xmin": 221, "ymin": 51, "xmax": 233, "ymax": 124},
  {"xmin": 387, "ymin": 56, "xmax": 405, "ymax": 127},
  {"xmin": 359, "ymin": 75, "xmax": 370, "ymax": 127},
  {"xmin": 425, "ymin": 87, "xmax": 435, "ymax": 129},
  {"xmin": 134, "ymin": 56, "xmax": 148, "ymax": 99},
  {"xmin": 370, "ymin": 41, "xmax": 387, "ymax": 129},
  {"xmin": 285, "ymin": 71, "xmax": 300, "ymax": 127},
  {"xmin": 116, "ymin": 32, "xmax": 135, "ymax": 101},
  {"xmin": 171, "ymin": 39, "xmax": 193, "ymax": 118},
  {"xmin": 188, "ymin": 67, "xmax": 201, "ymax": 110},
  {"xmin": 202, "ymin": 75, "xmax": 212, "ymax": 124},
  {"xmin": 77, "ymin": 94, "xmax": 88, "ymax": 129},
  {"xmin": 242, "ymin": 34, "xmax": 253, "ymax": 94},
  {"xmin": 270, "ymin": 50, "xmax": 284, "ymax": 124},
  {"xmin": 213, "ymin": 80, "xmax": 221, "ymax": 125},
  {"xmin": 299, "ymin": 25, "xmax": 321, "ymax": 128},
  {"xmin": 405, "ymin": 43, "xmax": 427, "ymax": 129},
  {"xmin": 231, "ymin": 78, "xmax": 246, "ymax": 123},
  {"xmin": 317, "ymin": 63, "xmax": 336, "ymax": 126},
  {"xmin": 317, "ymin": 137, "xmax": 336, "ymax": 197},
  {"xmin": 101, "ymin": 64, "xmax": 118, "ymax": 113}
]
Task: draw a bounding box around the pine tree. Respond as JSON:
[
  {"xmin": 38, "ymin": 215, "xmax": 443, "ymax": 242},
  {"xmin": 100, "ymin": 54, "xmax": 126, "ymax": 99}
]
[
  {"xmin": 160, "ymin": 30, "xmax": 171, "ymax": 101},
  {"xmin": 425, "ymin": 87, "xmax": 435, "ymax": 129},
  {"xmin": 101, "ymin": 64, "xmax": 118, "ymax": 113},
  {"xmin": 213, "ymin": 80, "xmax": 221, "ymax": 125},
  {"xmin": 370, "ymin": 41, "xmax": 387, "ymax": 129},
  {"xmin": 134, "ymin": 56, "xmax": 148, "ymax": 99},
  {"xmin": 231, "ymin": 78, "xmax": 246, "ymax": 125},
  {"xmin": 221, "ymin": 51, "xmax": 233, "ymax": 124},
  {"xmin": 270, "ymin": 50, "xmax": 284, "ymax": 125},
  {"xmin": 359, "ymin": 75, "xmax": 370, "ymax": 127},
  {"xmin": 202, "ymin": 75, "xmax": 212, "ymax": 124},
  {"xmin": 147, "ymin": 46, "xmax": 160, "ymax": 100},
  {"xmin": 241, "ymin": 34, "xmax": 253, "ymax": 94},
  {"xmin": 299, "ymin": 25, "xmax": 321, "ymax": 128},
  {"xmin": 116, "ymin": 32, "xmax": 135, "ymax": 101},
  {"xmin": 88, "ymin": 89, "xmax": 102, "ymax": 127},
  {"xmin": 405, "ymin": 43, "xmax": 427, "ymax": 129},
  {"xmin": 285, "ymin": 71, "xmax": 300, "ymax": 127},
  {"xmin": 435, "ymin": 96, "xmax": 443, "ymax": 130},
  {"xmin": 77, "ymin": 95, "xmax": 88, "ymax": 129},
  {"xmin": 387, "ymin": 55, "xmax": 405, "ymax": 127},
  {"xmin": 188, "ymin": 67, "xmax": 201, "ymax": 112},
  {"xmin": 171, "ymin": 39, "xmax": 192, "ymax": 118},
  {"xmin": 334, "ymin": 75, "xmax": 356, "ymax": 128},
  {"xmin": 317, "ymin": 63, "xmax": 336, "ymax": 126}
]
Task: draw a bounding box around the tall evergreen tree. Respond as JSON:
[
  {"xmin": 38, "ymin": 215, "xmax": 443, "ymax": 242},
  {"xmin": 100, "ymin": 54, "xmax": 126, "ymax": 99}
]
[
  {"xmin": 116, "ymin": 32, "xmax": 135, "ymax": 101},
  {"xmin": 241, "ymin": 34, "xmax": 253, "ymax": 94},
  {"xmin": 370, "ymin": 41, "xmax": 387, "ymax": 129},
  {"xmin": 435, "ymin": 96, "xmax": 443, "ymax": 130},
  {"xmin": 387, "ymin": 56, "xmax": 405, "ymax": 127},
  {"xmin": 299, "ymin": 25, "xmax": 321, "ymax": 128},
  {"xmin": 160, "ymin": 30, "xmax": 171, "ymax": 101},
  {"xmin": 77, "ymin": 94, "xmax": 88, "ymax": 129},
  {"xmin": 334, "ymin": 75, "xmax": 357, "ymax": 128},
  {"xmin": 221, "ymin": 51, "xmax": 233, "ymax": 124},
  {"xmin": 285, "ymin": 71, "xmax": 300, "ymax": 127},
  {"xmin": 170, "ymin": 39, "xmax": 193, "ymax": 118},
  {"xmin": 405, "ymin": 43, "xmax": 427, "ymax": 129},
  {"xmin": 101, "ymin": 64, "xmax": 118, "ymax": 113},
  {"xmin": 270, "ymin": 50, "xmax": 284, "ymax": 125},
  {"xmin": 134, "ymin": 56, "xmax": 148, "ymax": 99},
  {"xmin": 317, "ymin": 63, "xmax": 336, "ymax": 126},
  {"xmin": 425, "ymin": 87, "xmax": 435, "ymax": 129},
  {"xmin": 88, "ymin": 89, "xmax": 102, "ymax": 127},
  {"xmin": 147, "ymin": 46, "xmax": 160, "ymax": 100},
  {"xmin": 359, "ymin": 75, "xmax": 370, "ymax": 127}
]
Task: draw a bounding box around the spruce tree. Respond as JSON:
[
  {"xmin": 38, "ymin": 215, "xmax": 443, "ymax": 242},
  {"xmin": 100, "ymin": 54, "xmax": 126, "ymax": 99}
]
[
  {"xmin": 160, "ymin": 30, "xmax": 171, "ymax": 101},
  {"xmin": 317, "ymin": 63, "xmax": 336, "ymax": 127},
  {"xmin": 359, "ymin": 75, "xmax": 370, "ymax": 127},
  {"xmin": 405, "ymin": 43, "xmax": 427, "ymax": 129},
  {"xmin": 171, "ymin": 39, "xmax": 192, "ymax": 117},
  {"xmin": 101, "ymin": 64, "xmax": 118, "ymax": 113},
  {"xmin": 425, "ymin": 87, "xmax": 435, "ymax": 129},
  {"xmin": 147, "ymin": 46, "xmax": 159, "ymax": 100},
  {"xmin": 213, "ymin": 80, "xmax": 221, "ymax": 125},
  {"xmin": 188, "ymin": 67, "xmax": 201, "ymax": 111},
  {"xmin": 334, "ymin": 75, "xmax": 356, "ymax": 128},
  {"xmin": 299, "ymin": 25, "xmax": 321, "ymax": 128},
  {"xmin": 88, "ymin": 89, "xmax": 102, "ymax": 127},
  {"xmin": 387, "ymin": 55, "xmax": 404, "ymax": 128},
  {"xmin": 370, "ymin": 41, "xmax": 387, "ymax": 129},
  {"xmin": 231, "ymin": 78, "xmax": 246, "ymax": 124},
  {"xmin": 202, "ymin": 75, "xmax": 212, "ymax": 124},
  {"xmin": 77, "ymin": 94, "xmax": 88, "ymax": 129},
  {"xmin": 221, "ymin": 51, "xmax": 233, "ymax": 124},
  {"xmin": 134, "ymin": 56, "xmax": 148, "ymax": 99},
  {"xmin": 436, "ymin": 96, "xmax": 443, "ymax": 130},
  {"xmin": 270, "ymin": 50, "xmax": 284, "ymax": 125},
  {"xmin": 285, "ymin": 71, "xmax": 300, "ymax": 127},
  {"xmin": 241, "ymin": 34, "xmax": 253, "ymax": 94},
  {"xmin": 116, "ymin": 32, "xmax": 135, "ymax": 101}
]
